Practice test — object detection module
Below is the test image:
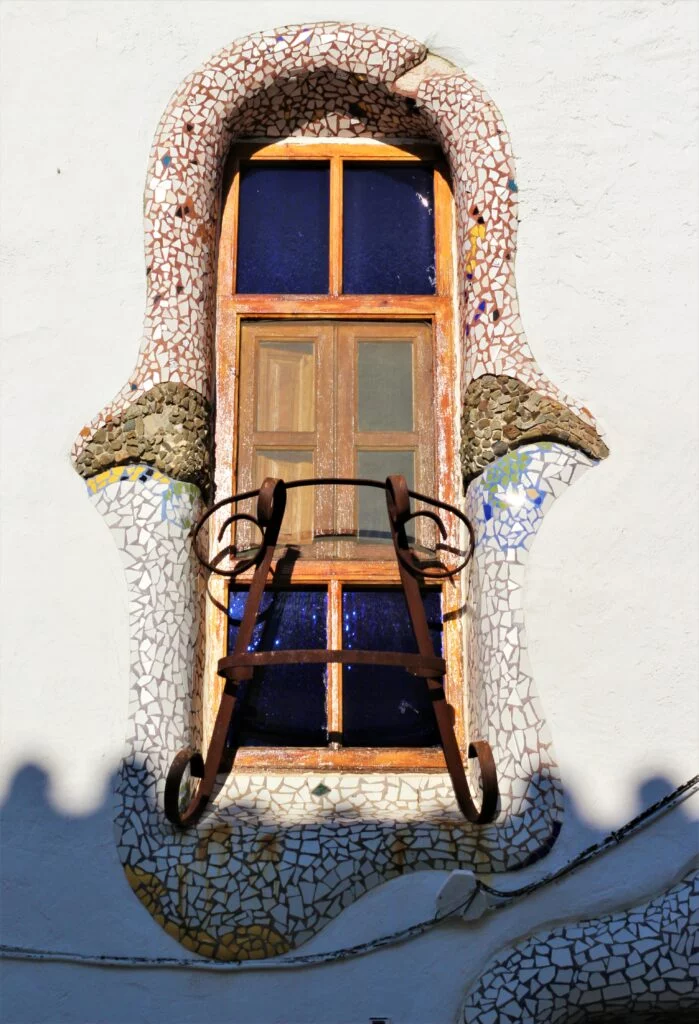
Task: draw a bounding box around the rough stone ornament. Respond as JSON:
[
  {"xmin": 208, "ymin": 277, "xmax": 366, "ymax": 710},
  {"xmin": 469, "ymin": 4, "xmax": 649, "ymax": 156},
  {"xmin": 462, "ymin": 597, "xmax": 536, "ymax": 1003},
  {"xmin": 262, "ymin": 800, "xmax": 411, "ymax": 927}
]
[
  {"xmin": 75, "ymin": 383, "xmax": 210, "ymax": 492},
  {"xmin": 461, "ymin": 374, "xmax": 608, "ymax": 480}
]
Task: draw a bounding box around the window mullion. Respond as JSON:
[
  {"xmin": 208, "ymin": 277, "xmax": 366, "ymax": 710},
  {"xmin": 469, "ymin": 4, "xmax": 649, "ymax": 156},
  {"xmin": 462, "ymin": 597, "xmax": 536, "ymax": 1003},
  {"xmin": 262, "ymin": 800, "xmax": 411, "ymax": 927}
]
[
  {"xmin": 329, "ymin": 155, "xmax": 343, "ymax": 296},
  {"xmin": 327, "ymin": 578, "xmax": 343, "ymax": 747}
]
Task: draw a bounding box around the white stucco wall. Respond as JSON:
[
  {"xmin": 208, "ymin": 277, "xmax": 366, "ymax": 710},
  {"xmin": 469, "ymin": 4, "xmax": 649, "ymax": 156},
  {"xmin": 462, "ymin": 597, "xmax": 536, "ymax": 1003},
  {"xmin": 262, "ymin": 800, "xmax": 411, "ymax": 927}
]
[{"xmin": 1, "ymin": 2, "xmax": 697, "ymax": 1022}]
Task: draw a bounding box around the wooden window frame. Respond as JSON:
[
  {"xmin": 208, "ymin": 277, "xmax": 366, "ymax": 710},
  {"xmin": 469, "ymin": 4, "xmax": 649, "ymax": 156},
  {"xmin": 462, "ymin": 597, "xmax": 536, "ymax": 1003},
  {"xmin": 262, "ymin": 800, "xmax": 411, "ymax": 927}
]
[{"xmin": 206, "ymin": 139, "xmax": 464, "ymax": 773}]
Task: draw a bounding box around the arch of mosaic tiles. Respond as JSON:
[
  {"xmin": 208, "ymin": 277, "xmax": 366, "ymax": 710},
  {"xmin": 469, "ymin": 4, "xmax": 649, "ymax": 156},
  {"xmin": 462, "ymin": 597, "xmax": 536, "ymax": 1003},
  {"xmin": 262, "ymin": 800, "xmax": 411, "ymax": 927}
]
[{"xmin": 73, "ymin": 24, "xmax": 609, "ymax": 959}]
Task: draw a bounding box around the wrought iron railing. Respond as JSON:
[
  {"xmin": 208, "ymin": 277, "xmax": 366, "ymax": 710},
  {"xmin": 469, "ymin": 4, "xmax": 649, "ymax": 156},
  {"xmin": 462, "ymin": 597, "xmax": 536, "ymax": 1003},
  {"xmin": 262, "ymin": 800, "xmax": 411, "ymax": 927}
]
[{"xmin": 164, "ymin": 476, "xmax": 498, "ymax": 828}]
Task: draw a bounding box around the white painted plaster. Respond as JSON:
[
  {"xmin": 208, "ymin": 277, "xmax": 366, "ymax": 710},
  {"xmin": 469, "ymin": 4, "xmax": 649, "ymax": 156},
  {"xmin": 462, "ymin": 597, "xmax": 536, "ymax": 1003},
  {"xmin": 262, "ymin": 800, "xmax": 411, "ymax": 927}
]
[{"xmin": 1, "ymin": 2, "xmax": 697, "ymax": 1021}]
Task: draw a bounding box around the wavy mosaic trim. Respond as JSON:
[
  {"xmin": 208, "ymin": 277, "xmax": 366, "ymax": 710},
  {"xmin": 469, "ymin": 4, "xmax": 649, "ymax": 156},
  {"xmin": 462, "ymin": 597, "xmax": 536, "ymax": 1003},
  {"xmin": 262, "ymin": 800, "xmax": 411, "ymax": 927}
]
[
  {"xmin": 87, "ymin": 443, "xmax": 594, "ymax": 958},
  {"xmin": 461, "ymin": 868, "xmax": 699, "ymax": 1023}
]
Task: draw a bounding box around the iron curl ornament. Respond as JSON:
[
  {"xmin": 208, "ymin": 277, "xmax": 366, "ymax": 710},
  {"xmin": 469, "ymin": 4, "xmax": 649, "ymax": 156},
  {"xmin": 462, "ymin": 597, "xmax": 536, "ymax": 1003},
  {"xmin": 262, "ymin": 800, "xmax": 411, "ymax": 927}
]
[{"xmin": 164, "ymin": 476, "xmax": 499, "ymax": 829}]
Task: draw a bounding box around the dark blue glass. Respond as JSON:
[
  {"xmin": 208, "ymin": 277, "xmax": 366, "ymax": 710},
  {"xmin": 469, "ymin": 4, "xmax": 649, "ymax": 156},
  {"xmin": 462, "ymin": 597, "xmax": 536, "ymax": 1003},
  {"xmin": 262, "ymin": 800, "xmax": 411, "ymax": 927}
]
[
  {"xmin": 236, "ymin": 163, "xmax": 329, "ymax": 294},
  {"xmin": 342, "ymin": 588, "xmax": 442, "ymax": 746},
  {"xmin": 227, "ymin": 587, "xmax": 327, "ymax": 746},
  {"xmin": 343, "ymin": 163, "xmax": 436, "ymax": 295}
]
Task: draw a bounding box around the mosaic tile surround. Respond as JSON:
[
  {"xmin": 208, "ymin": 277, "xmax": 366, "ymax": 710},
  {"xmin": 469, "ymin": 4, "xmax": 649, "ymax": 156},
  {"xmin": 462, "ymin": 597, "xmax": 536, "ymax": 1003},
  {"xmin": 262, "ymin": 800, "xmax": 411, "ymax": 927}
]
[
  {"xmin": 461, "ymin": 868, "xmax": 699, "ymax": 1023},
  {"xmin": 72, "ymin": 24, "xmax": 612, "ymax": 960},
  {"xmin": 88, "ymin": 443, "xmax": 593, "ymax": 958}
]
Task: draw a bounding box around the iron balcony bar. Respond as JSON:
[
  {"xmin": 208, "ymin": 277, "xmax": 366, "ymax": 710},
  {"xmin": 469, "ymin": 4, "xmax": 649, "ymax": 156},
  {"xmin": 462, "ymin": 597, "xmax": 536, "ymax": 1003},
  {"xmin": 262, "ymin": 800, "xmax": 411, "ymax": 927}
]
[{"xmin": 164, "ymin": 476, "xmax": 499, "ymax": 828}]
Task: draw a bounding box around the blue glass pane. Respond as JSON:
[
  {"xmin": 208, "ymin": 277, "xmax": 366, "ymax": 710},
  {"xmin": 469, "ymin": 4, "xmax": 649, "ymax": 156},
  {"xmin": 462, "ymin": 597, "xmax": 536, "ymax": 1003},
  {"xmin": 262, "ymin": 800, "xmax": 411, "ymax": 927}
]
[
  {"xmin": 237, "ymin": 163, "xmax": 329, "ymax": 294},
  {"xmin": 227, "ymin": 587, "xmax": 327, "ymax": 746},
  {"xmin": 343, "ymin": 163, "xmax": 435, "ymax": 295},
  {"xmin": 342, "ymin": 588, "xmax": 442, "ymax": 746}
]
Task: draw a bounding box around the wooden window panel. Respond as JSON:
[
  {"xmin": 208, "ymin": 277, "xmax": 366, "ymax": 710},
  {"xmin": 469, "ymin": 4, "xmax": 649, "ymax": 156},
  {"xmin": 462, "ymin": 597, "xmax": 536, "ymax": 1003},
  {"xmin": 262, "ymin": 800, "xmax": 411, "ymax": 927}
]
[
  {"xmin": 237, "ymin": 321, "xmax": 334, "ymax": 548},
  {"xmin": 336, "ymin": 321, "xmax": 434, "ymax": 557},
  {"xmin": 238, "ymin": 320, "xmax": 433, "ymax": 556}
]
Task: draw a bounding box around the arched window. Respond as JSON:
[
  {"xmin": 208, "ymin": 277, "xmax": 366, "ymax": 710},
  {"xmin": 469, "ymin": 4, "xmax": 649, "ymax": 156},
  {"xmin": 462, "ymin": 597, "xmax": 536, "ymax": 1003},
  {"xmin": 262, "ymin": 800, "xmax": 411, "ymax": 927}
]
[{"xmin": 204, "ymin": 139, "xmax": 466, "ymax": 771}]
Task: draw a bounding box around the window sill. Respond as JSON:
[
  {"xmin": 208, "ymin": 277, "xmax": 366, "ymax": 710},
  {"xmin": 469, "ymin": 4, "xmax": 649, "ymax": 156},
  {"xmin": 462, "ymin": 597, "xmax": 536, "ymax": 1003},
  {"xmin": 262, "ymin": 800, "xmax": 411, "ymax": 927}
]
[{"xmin": 229, "ymin": 746, "xmax": 450, "ymax": 773}]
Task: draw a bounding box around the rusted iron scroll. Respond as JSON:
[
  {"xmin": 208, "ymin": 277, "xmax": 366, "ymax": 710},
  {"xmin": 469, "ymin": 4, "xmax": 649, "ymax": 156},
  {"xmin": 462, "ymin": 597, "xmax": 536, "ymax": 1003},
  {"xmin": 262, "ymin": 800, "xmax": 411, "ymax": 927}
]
[
  {"xmin": 164, "ymin": 477, "xmax": 287, "ymax": 828},
  {"xmin": 384, "ymin": 474, "xmax": 498, "ymax": 824},
  {"xmin": 165, "ymin": 476, "xmax": 498, "ymax": 829}
]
